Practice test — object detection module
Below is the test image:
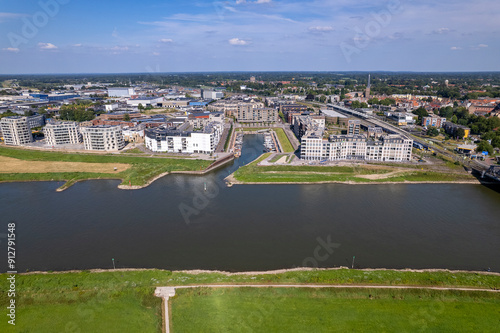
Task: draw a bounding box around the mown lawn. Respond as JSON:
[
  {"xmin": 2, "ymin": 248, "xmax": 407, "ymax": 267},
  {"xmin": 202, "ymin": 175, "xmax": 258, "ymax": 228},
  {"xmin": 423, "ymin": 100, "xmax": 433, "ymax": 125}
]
[
  {"xmin": 171, "ymin": 287, "xmax": 500, "ymax": 332},
  {"xmin": 0, "ymin": 146, "xmax": 212, "ymax": 188},
  {"xmin": 0, "ymin": 269, "xmax": 498, "ymax": 333}
]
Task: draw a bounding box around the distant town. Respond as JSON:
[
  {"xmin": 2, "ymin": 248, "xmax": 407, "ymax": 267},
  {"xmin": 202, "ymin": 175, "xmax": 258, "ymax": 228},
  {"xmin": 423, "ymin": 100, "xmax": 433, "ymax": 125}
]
[{"xmin": 1, "ymin": 72, "xmax": 499, "ymax": 183}]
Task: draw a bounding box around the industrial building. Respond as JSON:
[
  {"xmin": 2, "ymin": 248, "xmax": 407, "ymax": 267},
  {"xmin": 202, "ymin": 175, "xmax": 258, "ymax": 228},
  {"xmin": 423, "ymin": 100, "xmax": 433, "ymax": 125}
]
[{"xmin": 107, "ymin": 87, "xmax": 135, "ymax": 98}]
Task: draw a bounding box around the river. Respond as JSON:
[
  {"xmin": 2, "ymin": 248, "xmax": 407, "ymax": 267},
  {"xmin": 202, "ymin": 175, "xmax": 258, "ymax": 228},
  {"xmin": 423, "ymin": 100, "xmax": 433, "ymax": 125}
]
[{"xmin": 1, "ymin": 135, "xmax": 499, "ymax": 272}]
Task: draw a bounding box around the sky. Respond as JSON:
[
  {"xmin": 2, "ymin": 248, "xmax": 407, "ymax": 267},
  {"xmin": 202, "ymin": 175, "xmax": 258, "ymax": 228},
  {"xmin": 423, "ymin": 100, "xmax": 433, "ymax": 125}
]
[{"xmin": 0, "ymin": 0, "xmax": 498, "ymax": 74}]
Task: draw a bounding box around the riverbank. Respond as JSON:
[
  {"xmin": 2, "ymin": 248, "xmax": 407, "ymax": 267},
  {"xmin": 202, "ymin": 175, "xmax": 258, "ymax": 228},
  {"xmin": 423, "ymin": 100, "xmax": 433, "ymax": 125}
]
[
  {"xmin": 0, "ymin": 146, "xmax": 233, "ymax": 191},
  {"xmin": 226, "ymin": 152, "xmax": 485, "ymax": 185},
  {"xmin": 1, "ymin": 268, "xmax": 498, "ymax": 332}
]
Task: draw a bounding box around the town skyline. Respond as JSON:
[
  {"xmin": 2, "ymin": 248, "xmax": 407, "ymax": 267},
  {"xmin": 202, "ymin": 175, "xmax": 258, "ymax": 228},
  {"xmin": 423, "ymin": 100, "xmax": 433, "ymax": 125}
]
[{"xmin": 1, "ymin": 0, "xmax": 499, "ymax": 74}]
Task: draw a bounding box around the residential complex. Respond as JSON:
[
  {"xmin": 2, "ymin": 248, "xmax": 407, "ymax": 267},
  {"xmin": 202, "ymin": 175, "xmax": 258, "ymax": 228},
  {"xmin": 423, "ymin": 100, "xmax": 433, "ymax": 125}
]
[
  {"xmin": 236, "ymin": 105, "xmax": 278, "ymax": 124},
  {"xmin": 0, "ymin": 116, "xmax": 33, "ymax": 145},
  {"xmin": 422, "ymin": 114, "xmax": 447, "ymax": 128},
  {"xmin": 145, "ymin": 122, "xmax": 222, "ymax": 154},
  {"xmin": 80, "ymin": 125, "xmax": 125, "ymax": 151},
  {"xmin": 44, "ymin": 121, "xmax": 82, "ymax": 146}
]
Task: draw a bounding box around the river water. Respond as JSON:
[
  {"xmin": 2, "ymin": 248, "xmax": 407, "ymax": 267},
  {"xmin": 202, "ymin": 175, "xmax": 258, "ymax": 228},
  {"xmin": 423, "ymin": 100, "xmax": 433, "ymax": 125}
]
[{"xmin": 1, "ymin": 135, "xmax": 499, "ymax": 272}]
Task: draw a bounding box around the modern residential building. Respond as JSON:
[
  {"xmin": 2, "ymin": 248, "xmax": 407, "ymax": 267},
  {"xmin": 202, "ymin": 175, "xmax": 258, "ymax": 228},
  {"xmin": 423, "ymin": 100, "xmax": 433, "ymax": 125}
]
[
  {"xmin": 27, "ymin": 114, "xmax": 45, "ymax": 129},
  {"xmin": 348, "ymin": 119, "xmax": 361, "ymax": 135},
  {"xmin": 107, "ymin": 87, "xmax": 135, "ymax": 98},
  {"xmin": 80, "ymin": 125, "xmax": 125, "ymax": 151},
  {"xmin": 44, "ymin": 121, "xmax": 82, "ymax": 146},
  {"xmin": 122, "ymin": 125, "xmax": 145, "ymax": 143},
  {"xmin": 236, "ymin": 106, "xmax": 278, "ymax": 124},
  {"xmin": 144, "ymin": 122, "xmax": 222, "ymax": 154},
  {"xmin": 293, "ymin": 115, "xmax": 325, "ymax": 140},
  {"xmin": 422, "ymin": 114, "xmax": 447, "ymax": 128},
  {"xmin": 0, "ymin": 116, "xmax": 33, "ymax": 145},
  {"xmin": 301, "ymin": 133, "xmax": 412, "ymax": 162}
]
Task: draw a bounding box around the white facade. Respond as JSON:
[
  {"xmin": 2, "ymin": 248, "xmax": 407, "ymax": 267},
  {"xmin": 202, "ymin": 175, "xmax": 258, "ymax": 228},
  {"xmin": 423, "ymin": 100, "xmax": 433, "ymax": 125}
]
[
  {"xmin": 145, "ymin": 123, "xmax": 222, "ymax": 154},
  {"xmin": 44, "ymin": 122, "xmax": 82, "ymax": 146},
  {"xmin": 301, "ymin": 134, "xmax": 413, "ymax": 162},
  {"xmin": 80, "ymin": 125, "xmax": 125, "ymax": 151},
  {"xmin": 126, "ymin": 97, "xmax": 164, "ymax": 107},
  {"xmin": 0, "ymin": 116, "xmax": 33, "ymax": 146},
  {"xmin": 107, "ymin": 88, "xmax": 135, "ymax": 98}
]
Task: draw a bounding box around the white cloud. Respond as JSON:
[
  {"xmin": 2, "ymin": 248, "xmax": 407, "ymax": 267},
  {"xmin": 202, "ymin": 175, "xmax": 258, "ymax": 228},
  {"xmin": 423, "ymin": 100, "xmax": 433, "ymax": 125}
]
[
  {"xmin": 255, "ymin": 0, "xmax": 272, "ymax": 3},
  {"xmin": 153, "ymin": 52, "xmax": 160, "ymax": 56},
  {"xmin": 0, "ymin": 12, "xmax": 26, "ymax": 22},
  {"xmin": 38, "ymin": 43, "xmax": 58, "ymax": 50},
  {"xmin": 433, "ymin": 28, "xmax": 450, "ymax": 34},
  {"xmin": 450, "ymin": 46, "xmax": 462, "ymax": 50},
  {"xmin": 110, "ymin": 46, "xmax": 129, "ymax": 51},
  {"xmin": 73, "ymin": 44, "xmax": 82, "ymax": 47},
  {"xmin": 3, "ymin": 47, "xmax": 19, "ymax": 52},
  {"xmin": 159, "ymin": 38, "xmax": 173, "ymax": 43},
  {"xmin": 478, "ymin": 44, "xmax": 488, "ymax": 48},
  {"xmin": 308, "ymin": 26, "xmax": 334, "ymax": 33},
  {"xmin": 229, "ymin": 38, "xmax": 250, "ymax": 45}
]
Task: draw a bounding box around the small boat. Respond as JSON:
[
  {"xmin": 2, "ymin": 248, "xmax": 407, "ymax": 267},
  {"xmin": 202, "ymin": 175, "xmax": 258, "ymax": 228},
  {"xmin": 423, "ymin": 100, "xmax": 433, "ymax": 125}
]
[{"xmin": 204, "ymin": 182, "xmax": 207, "ymax": 191}]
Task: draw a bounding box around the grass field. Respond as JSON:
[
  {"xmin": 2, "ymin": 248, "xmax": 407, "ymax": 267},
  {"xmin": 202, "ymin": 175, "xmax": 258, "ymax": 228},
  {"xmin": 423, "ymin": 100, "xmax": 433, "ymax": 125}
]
[
  {"xmin": 0, "ymin": 146, "xmax": 211, "ymax": 188},
  {"xmin": 0, "ymin": 156, "xmax": 131, "ymax": 173},
  {"xmin": 274, "ymin": 127, "xmax": 295, "ymax": 153},
  {"xmin": 233, "ymin": 154, "xmax": 476, "ymax": 183},
  {"xmin": 121, "ymin": 148, "xmax": 146, "ymax": 154},
  {"xmin": 1, "ymin": 269, "xmax": 498, "ymax": 333},
  {"xmin": 171, "ymin": 287, "xmax": 500, "ymax": 332}
]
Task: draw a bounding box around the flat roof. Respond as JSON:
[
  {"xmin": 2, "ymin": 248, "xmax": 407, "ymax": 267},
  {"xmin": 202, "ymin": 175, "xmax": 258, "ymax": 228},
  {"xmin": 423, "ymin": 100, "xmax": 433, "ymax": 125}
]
[{"xmin": 320, "ymin": 109, "xmax": 347, "ymax": 118}]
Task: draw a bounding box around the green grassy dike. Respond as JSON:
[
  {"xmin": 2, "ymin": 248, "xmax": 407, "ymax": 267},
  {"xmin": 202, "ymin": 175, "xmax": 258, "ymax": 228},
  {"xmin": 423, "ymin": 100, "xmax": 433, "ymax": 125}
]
[
  {"xmin": 0, "ymin": 269, "xmax": 498, "ymax": 332},
  {"xmin": 0, "ymin": 146, "xmax": 212, "ymax": 189},
  {"xmin": 233, "ymin": 154, "xmax": 477, "ymax": 183}
]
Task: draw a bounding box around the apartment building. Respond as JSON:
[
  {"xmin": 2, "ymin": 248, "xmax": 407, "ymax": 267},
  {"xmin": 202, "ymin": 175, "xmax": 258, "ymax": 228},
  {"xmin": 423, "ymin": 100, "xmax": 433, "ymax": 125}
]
[
  {"xmin": 0, "ymin": 116, "xmax": 33, "ymax": 145},
  {"xmin": 348, "ymin": 119, "xmax": 361, "ymax": 135},
  {"xmin": 144, "ymin": 122, "xmax": 222, "ymax": 154},
  {"xmin": 301, "ymin": 133, "xmax": 412, "ymax": 162},
  {"xmin": 236, "ymin": 106, "xmax": 277, "ymax": 124},
  {"xmin": 80, "ymin": 125, "xmax": 125, "ymax": 151},
  {"xmin": 422, "ymin": 114, "xmax": 447, "ymax": 128},
  {"xmin": 44, "ymin": 121, "xmax": 82, "ymax": 146}
]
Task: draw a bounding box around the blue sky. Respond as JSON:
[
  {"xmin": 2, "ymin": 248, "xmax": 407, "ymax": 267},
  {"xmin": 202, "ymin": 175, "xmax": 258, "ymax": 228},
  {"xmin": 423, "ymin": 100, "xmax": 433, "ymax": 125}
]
[{"xmin": 0, "ymin": 0, "xmax": 498, "ymax": 73}]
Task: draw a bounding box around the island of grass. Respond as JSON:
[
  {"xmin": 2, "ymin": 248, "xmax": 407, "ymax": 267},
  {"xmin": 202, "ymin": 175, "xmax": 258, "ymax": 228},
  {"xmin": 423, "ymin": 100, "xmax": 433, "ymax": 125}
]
[
  {"xmin": 229, "ymin": 153, "xmax": 479, "ymax": 184},
  {"xmin": 0, "ymin": 146, "xmax": 212, "ymax": 190},
  {"xmin": 0, "ymin": 268, "xmax": 498, "ymax": 333},
  {"xmin": 273, "ymin": 127, "xmax": 295, "ymax": 153}
]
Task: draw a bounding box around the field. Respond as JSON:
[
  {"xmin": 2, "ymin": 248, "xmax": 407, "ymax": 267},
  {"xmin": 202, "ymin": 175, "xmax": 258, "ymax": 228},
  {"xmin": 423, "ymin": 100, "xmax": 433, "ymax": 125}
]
[
  {"xmin": 232, "ymin": 154, "xmax": 477, "ymax": 184},
  {"xmin": 171, "ymin": 287, "xmax": 500, "ymax": 332},
  {"xmin": 0, "ymin": 146, "xmax": 211, "ymax": 189},
  {"xmin": 0, "ymin": 156, "xmax": 131, "ymax": 173},
  {"xmin": 273, "ymin": 127, "xmax": 295, "ymax": 153},
  {"xmin": 1, "ymin": 268, "xmax": 498, "ymax": 333}
]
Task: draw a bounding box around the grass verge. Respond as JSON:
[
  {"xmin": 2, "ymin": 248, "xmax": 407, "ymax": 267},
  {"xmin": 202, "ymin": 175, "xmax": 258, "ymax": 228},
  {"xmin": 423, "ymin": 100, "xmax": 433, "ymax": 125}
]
[
  {"xmin": 273, "ymin": 127, "xmax": 295, "ymax": 153},
  {"xmin": 171, "ymin": 287, "xmax": 500, "ymax": 332},
  {"xmin": 1, "ymin": 268, "xmax": 498, "ymax": 332},
  {"xmin": 0, "ymin": 146, "xmax": 211, "ymax": 188}
]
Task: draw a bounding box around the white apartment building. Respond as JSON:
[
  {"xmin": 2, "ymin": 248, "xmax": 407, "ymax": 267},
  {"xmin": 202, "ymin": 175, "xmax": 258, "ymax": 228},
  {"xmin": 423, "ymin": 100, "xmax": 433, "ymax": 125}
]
[
  {"xmin": 80, "ymin": 125, "xmax": 125, "ymax": 151},
  {"xmin": 301, "ymin": 133, "xmax": 412, "ymax": 162},
  {"xmin": 0, "ymin": 116, "xmax": 33, "ymax": 145},
  {"xmin": 145, "ymin": 123, "xmax": 222, "ymax": 154},
  {"xmin": 44, "ymin": 121, "xmax": 82, "ymax": 146}
]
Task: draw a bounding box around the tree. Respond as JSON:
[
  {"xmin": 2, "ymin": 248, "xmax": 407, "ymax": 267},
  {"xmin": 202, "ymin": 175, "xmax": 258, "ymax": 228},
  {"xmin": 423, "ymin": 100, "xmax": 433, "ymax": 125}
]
[
  {"xmin": 427, "ymin": 127, "xmax": 439, "ymax": 137},
  {"xmin": 412, "ymin": 107, "xmax": 428, "ymax": 122},
  {"xmin": 492, "ymin": 136, "xmax": 500, "ymax": 148},
  {"xmin": 456, "ymin": 128, "xmax": 466, "ymax": 139},
  {"xmin": 123, "ymin": 113, "xmax": 130, "ymax": 121},
  {"xmin": 476, "ymin": 140, "xmax": 493, "ymax": 155},
  {"xmin": 138, "ymin": 103, "xmax": 144, "ymax": 111},
  {"xmin": 451, "ymin": 115, "xmax": 458, "ymax": 123}
]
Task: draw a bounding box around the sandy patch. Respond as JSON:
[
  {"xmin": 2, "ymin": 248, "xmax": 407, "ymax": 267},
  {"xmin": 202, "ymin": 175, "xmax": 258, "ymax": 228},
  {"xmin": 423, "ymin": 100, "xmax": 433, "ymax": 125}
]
[{"xmin": 0, "ymin": 156, "xmax": 131, "ymax": 173}]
